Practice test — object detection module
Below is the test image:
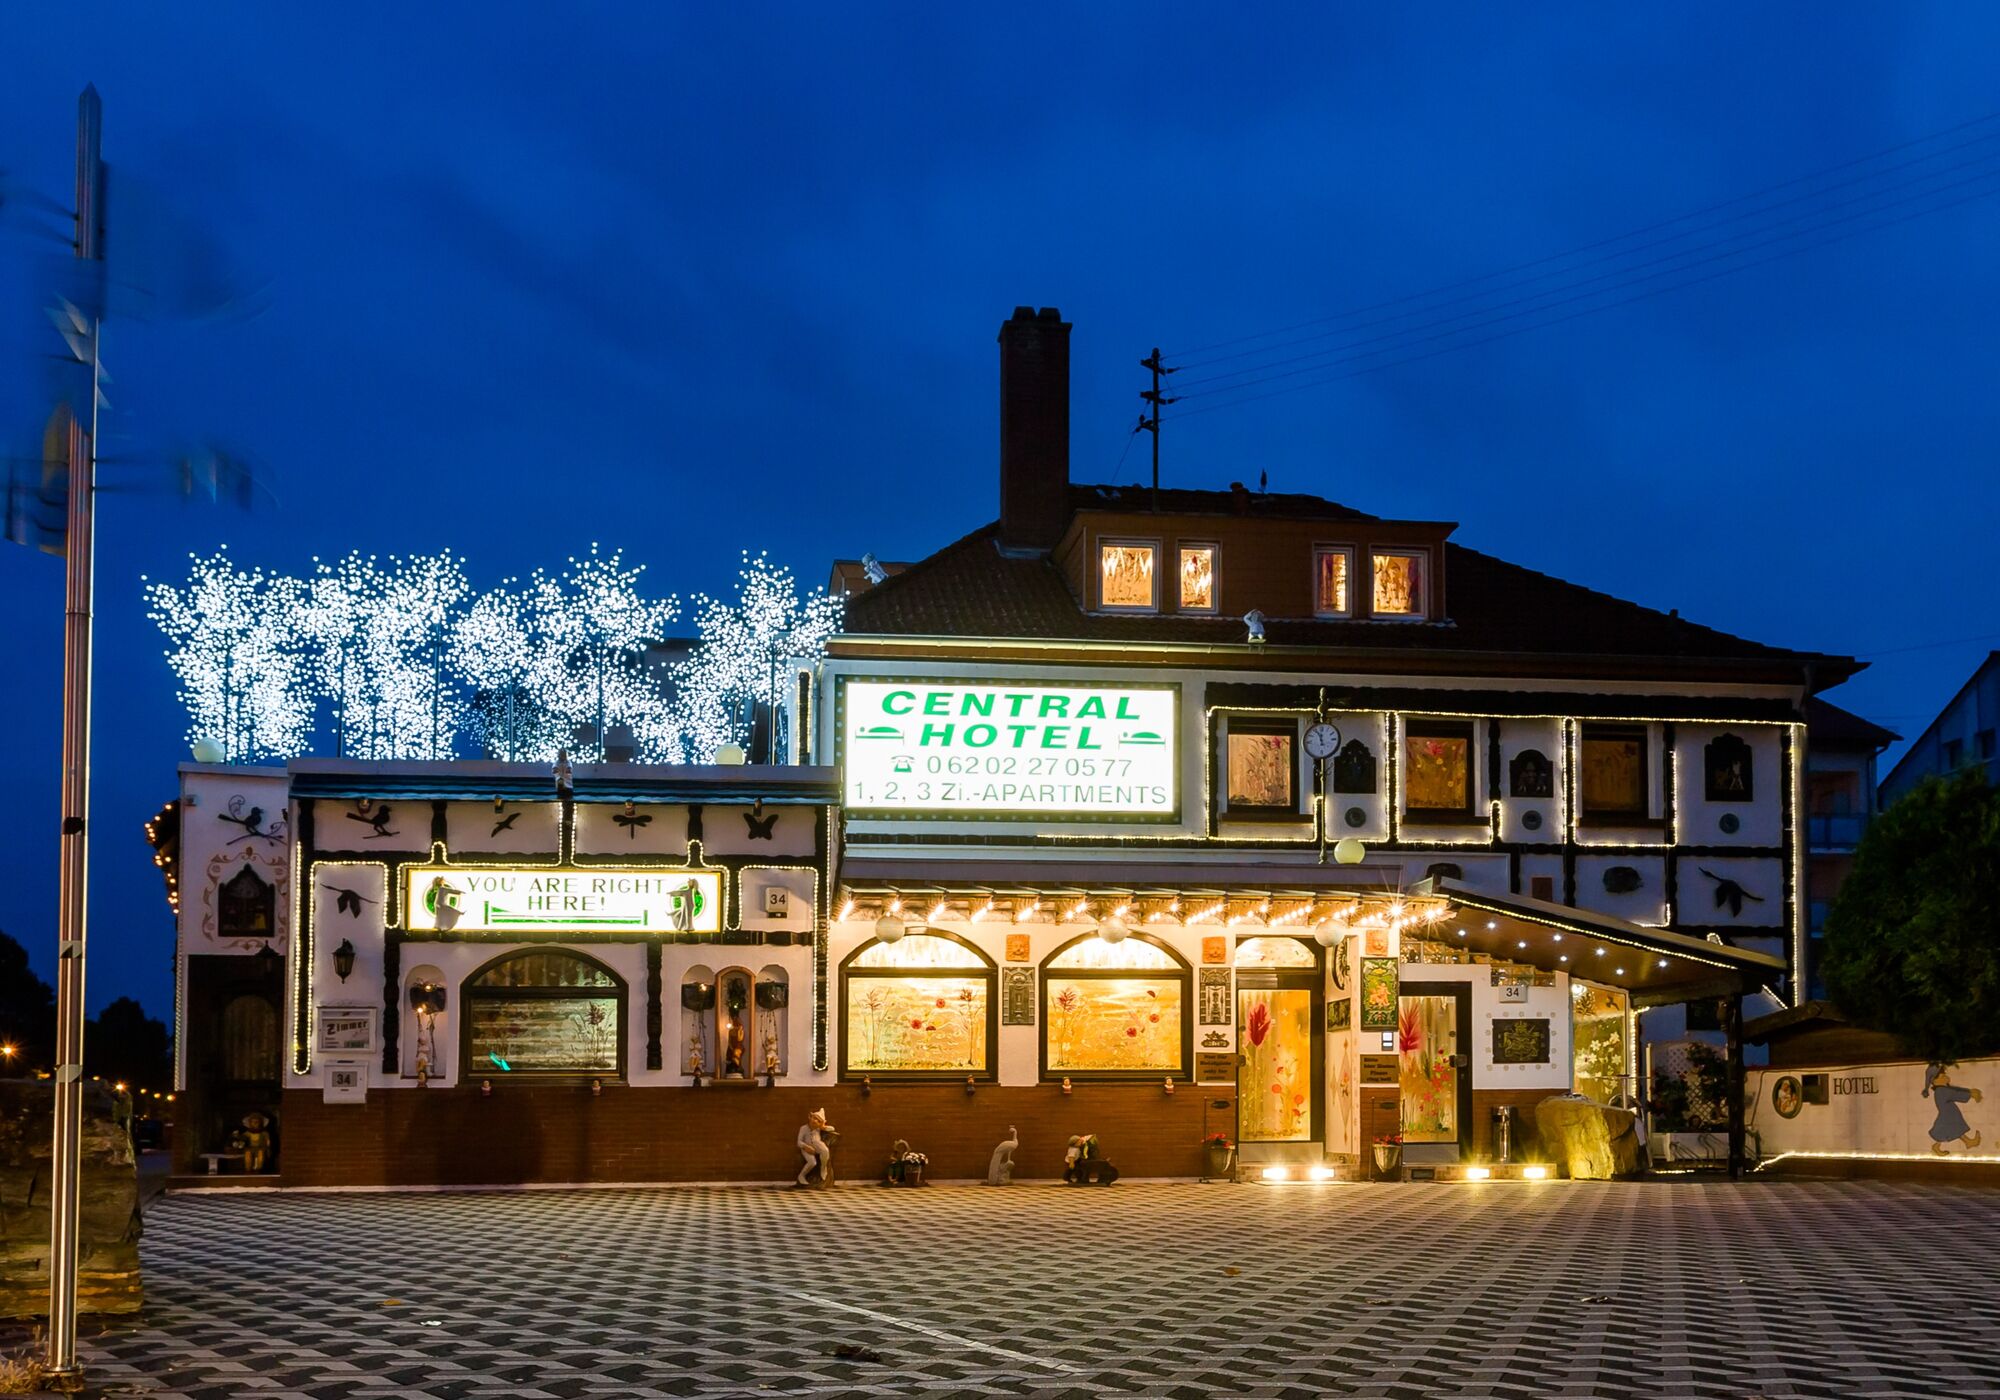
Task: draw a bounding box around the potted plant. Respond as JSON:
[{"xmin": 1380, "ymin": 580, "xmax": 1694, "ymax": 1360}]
[
  {"xmin": 1371, "ymin": 1133, "xmax": 1403, "ymax": 1178},
  {"xmin": 1202, "ymin": 1131, "xmax": 1236, "ymax": 1179},
  {"xmin": 886, "ymin": 1138, "xmax": 928, "ymax": 1186}
]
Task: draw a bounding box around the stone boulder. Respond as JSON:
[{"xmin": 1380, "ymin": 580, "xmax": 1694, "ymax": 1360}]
[
  {"xmin": 1535, "ymin": 1094, "xmax": 1644, "ymax": 1180},
  {"xmin": 0, "ymin": 1079, "xmax": 143, "ymax": 1317}
]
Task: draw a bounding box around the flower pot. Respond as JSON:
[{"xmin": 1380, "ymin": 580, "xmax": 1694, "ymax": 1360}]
[
  {"xmin": 1204, "ymin": 1144, "xmax": 1235, "ymax": 1179},
  {"xmin": 1371, "ymin": 1143, "xmax": 1402, "ymax": 1178},
  {"xmin": 903, "ymin": 1164, "xmax": 925, "ymax": 1187}
]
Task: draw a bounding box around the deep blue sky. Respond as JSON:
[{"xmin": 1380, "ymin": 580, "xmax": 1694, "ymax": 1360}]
[{"xmin": 4, "ymin": 6, "xmax": 1997, "ymax": 1017}]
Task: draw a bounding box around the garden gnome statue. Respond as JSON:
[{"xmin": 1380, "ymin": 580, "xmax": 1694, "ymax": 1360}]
[
  {"xmin": 240, "ymin": 1111, "xmax": 273, "ymax": 1173},
  {"xmin": 986, "ymin": 1125, "xmax": 1018, "ymax": 1185},
  {"xmin": 796, "ymin": 1107, "xmax": 836, "ymax": 1188}
]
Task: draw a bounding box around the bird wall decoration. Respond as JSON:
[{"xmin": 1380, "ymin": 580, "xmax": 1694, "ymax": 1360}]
[
  {"xmin": 490, "ymin": 811, "xmax": 522, "ymax": 837},
  {"xmin": 217, "ymin": 795, "xmax": 284, "ymax": 845},
  {"xmin": 346, "ymin": 803, "xmax": 397, "ymax": 839}
]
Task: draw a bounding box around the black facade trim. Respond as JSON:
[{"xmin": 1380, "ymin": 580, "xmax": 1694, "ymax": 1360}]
[{"xmin": 1202, "ymin": 683, "xmax": 1803, "ymax": 723}]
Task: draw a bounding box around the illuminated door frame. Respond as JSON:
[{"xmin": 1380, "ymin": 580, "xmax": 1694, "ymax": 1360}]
[{"xmin": 1396, "ymin": 981, "xmax": 1474, "ymax": 1157}]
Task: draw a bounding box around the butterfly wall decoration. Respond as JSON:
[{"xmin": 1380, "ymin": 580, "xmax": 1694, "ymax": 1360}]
[{"xmin": 743, "ymin": 804, "xmax": 779, "ymax": 840}]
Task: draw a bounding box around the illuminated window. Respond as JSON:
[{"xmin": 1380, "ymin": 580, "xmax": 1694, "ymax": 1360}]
[
  {"xmin": 1404, "ymin": 721, "xmax": 1475, "ymax": 819},
  {"xmin": 1042, "ymin": 933, "xmax": 1189, "ymax": 1077},
  {"xmin": 1098, "ymin": 541, "xmax": 1157, "ymax": 610},
  {"xmin": 1225, "ymin": 720, "xmax": 1298, "ymax": 815},
  {"xmin": 1313, "ymin": 547, "xmax": 1352, "ymax": 616},
  {"xmin": 464, "ymin": 948, "xmax": 623, "ymax": 1077},
  {"xmin": 1372, "ymin": 551, "xmax": 1425, "ymax": 616},
  {"xmin": 1580, "ymin": 725, "xmax": 1649, "ymax": 821},
  {"xmin": 841, "ymin": 932, "xmax": 994, "ymax": 1077},
  {"xmin": 1178, "ymin": 544, "xmax": 1216, "ymax": 612}
]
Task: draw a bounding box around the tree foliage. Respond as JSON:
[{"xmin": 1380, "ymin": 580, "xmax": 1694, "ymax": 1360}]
[
  {"xmin": 85, "ymin": 996, "xmax": 174, "ymax": 1094},
  {"xmin": 0, "ymin": 929, "xmax": 56, "ymax": 1074},
  {"xmin": 1821, "ymin": 767, "xmax": 2000, "ymax": 1062}
]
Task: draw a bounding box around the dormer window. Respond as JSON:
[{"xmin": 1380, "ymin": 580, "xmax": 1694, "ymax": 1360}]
[
  {"xmin": 1178, "ymin": 544, "xmax": 1216, "ymax": 612},
  {"xmin": 1313, "ymin": 547, "xmax": 1353, "ymax": 617},
  {"xmin": 1098, "ymin": 540, "xmax": 1158, "ymax": 611},
  {"xmin": 1372, "ymin": 550, "xmax": 1426, "ymax": 617}
]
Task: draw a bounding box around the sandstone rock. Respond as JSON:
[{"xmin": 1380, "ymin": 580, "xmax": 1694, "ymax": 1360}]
[
  {"xmin": 1534, "ymin": 1095, "xmax": 1644, "ymax": 1180},
  {"xmin": 0, "ymin": 1079, "xmax": 144, "ymax": 1317}
]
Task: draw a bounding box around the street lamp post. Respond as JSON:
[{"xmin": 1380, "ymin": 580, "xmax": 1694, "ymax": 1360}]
[{"xmin": 45, "ymin": 82, "xmax": 105, "ymax": 1385}]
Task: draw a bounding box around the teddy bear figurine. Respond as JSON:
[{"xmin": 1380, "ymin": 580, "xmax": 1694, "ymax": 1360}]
[{"xmin": 240, "ymin": 1111, "xmax": 274, "ymax": 1174}]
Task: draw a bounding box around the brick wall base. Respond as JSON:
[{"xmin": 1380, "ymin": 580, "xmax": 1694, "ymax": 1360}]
[{"xmin": 276, "ymin": 1082, "xmax": 1235, "ymax": 1188}]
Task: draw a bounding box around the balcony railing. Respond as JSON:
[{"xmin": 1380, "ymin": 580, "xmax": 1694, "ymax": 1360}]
[{"xmin": 1808, "ymin": 812, "xmax": 1870, "ymax": 849}]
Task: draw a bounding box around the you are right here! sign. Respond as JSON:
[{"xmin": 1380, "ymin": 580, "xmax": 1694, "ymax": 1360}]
[{"xmin": 838, "ymin": 678, "xmax": 1178, "ymax": 820}]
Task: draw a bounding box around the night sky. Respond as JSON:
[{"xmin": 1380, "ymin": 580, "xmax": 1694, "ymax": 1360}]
[{"xmin": 3, "ymin": 6, "xmax": 1997, "ymax": 1018}]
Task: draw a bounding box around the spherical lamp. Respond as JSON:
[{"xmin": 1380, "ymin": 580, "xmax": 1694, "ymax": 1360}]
[
  {"xmin": 1097, "ymin": 914, "xmax": 1131, "ymax": 945},
  {"xmin": 873, "ymin": 914, "xmax": 906, "ymax": 945},
  {"xmin": 1332, "ymin": 837, "xmax": 1366, "ymax": 866},
  {"xmin": 1313, "ymin": 923, "xmax": 1344, "ymax": 948}
]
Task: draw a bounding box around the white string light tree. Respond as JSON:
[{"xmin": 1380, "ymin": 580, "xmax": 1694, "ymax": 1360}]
[
  {"xmin": 451, "ymin": 582, "xmax": 539, "ymax": 761},
  {"xmin": 143, "ymin": 546, "xmax": 314, "ymax": 762},
  {"xmin": 299, "ymin": 552, "xmax": 385, "ymax": 759},
  {"xmin": 676, "ymin": 550, "xmax": 843, "ymax": 763},
  {"xmin": 519, "ymin": 545, "xmax": 681, "ymax": 762},
  {"xmin": 368, "ymin": 551, "xmax": 471, "ymax": 760}
]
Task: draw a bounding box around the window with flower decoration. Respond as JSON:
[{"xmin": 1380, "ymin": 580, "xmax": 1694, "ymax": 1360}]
[
  {"xmin": 1403, "ymin": 720, "xmax": 1477, "ymax": 821},
  {"xmin": 1579, "ymin": 724, "xmax": 1651, "ymax": 822},
  {"xmin": 1225, "ymin": 719, "xmax": 1299, "ymax": 817},
  {"xmin": 1041, "ymin": 933, "xmax": 1190, "ymax": 1079},
  {"xmin": 463, "ymin": 948, "xmax": 624, "ymax": 1078},
  {"xmin": 1098, "ymin": 540, "xmax": 1158, "ymax": 611},
  {"xmin": 840, "ymin": 931, "xmax": 995, "ymax": 1078},
  {"xmin": 1178, "ymin": 543, "xmax": 1217, "ymax": 612},
  {"xmin": 1371, "ymin": 550, "xmax": 1426, "ymax": 616}
]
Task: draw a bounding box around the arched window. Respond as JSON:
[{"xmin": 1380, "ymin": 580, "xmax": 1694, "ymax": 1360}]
[
  {"xmin": 218, "ymin": 865, "xmax": 274, "ymax": 940},
  {"xmin": 840, "ymin": 931, "xmax": 995, "ymax": 1079},
  {"xmin": 1041, "ymin": 932, "xmax": 1190, "ymax": 1079},
  {"xmin": 1233, "ymin": 935, "xmax": 1317, "ymax": 969},
  {"xmin": 463, "ymin": 948, "xmax": 624, "ymax": 1078}
]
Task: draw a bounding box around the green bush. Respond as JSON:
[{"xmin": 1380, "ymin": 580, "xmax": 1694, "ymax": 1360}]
[{"xmin": 1821, "ymin": 767, "xmax": 2000, "ymax": 1062}]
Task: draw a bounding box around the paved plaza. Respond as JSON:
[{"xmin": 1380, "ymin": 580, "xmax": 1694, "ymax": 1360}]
[{"xmin": 23, "ymin": 1177, "xmax": 2000, "ymax": 1399}]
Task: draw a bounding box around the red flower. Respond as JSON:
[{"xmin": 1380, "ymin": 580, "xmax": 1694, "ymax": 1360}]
[
  {"xmin": 935, "ymin": 998, "xmax": 947, "ymax": 1008},
  {"xmin": 910, "ymin": 1018, "xmax": 924, "ymax": 1029},
  {"xmin": 1397, "ymin": 1005, "xmax": 1422, "ymax": 1054},
  {"xmin": 1148, "ymin": 1013, "xmax": 1160, "ymax": 1023},
  {"xmin": 1125, "ymin": 1026, "xmax": 1139, "ymax": 1037},
  {"xmin": 1246, "ymin": 1001, "xmax": 1272, "ymax": 1048}
]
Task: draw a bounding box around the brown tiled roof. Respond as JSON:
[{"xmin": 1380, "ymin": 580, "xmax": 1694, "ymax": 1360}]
[
  {"xmin": 1803, "ymin": 696, "xmax": 1900, "ymax": 749},
  {"xmin": 842, "ymin": 486, "xmax": 1858, "ymax": 684}
]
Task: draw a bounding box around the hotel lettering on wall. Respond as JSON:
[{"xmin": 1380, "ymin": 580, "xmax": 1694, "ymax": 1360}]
[
  {"xmin": 402, "ymin": 867, "xmax": 724, "ymax": 935},
  {"xmin": 839, "ymin": 678, "xmax": 1178, "ymax": 818}
]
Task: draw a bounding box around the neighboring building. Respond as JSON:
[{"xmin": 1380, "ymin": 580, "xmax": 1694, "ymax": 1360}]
[
  {"xmin": 1801, "ymin": 698, "xmax": 1898, "ymax": 1000},
  {"xmin": 160, "ymin": 306, "xmax": 1879, "ymax": 1186},
  {"xmin": 1878, "ymin": 651, "xmax": 2000, "ymax": 806}
]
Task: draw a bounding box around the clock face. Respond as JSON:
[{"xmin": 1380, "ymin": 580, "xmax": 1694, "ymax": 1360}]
[{"xmin": 1304, "ymin": 723, "xmax": 1342, "ymax": 760}]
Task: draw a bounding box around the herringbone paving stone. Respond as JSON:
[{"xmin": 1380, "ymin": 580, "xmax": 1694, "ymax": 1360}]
[{"xmin": 23, "ymin": 1179, "xmax": 2000, "ymax": 1398}]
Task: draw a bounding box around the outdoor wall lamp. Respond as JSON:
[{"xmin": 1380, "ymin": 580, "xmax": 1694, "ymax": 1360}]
[
  {"xmin": 480, "ymin": 1079, "xmax": 492, "ymax": 1098},
  {"xmin": 860, "ymin": 1075, "xmax": 873, "ymax": 1099},
  {"xmin": 965, "ymin": 1075, "xmax": 976, "ymax": 1097},
  {"xmin": 591, "ymin": 1078, "xmax": 602, "ymax": 1098},
  {"xmin": 409, "ymin": 983, "xmax": 447, "ymax": 1015},
  {"xmin": 1060, "ymin": 1077, "xmax": 1073, "ymax": 1096},
  {"xmin": 332, "ymin": 939, "xmax": 355, "ymax": 982},
  {"xmin": 1163, "ymin": 1077, "xmax": 1176, "ymax": 1096}
]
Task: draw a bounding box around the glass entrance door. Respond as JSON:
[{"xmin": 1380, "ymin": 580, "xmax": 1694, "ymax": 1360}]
[
  {"xmin": 1396, "ymin": 982, "xmax": 1473, "ymax": 1158},
  {"xmin": 1238, "ymin": 987, "xmax": 1314, "ymax": 1141}
]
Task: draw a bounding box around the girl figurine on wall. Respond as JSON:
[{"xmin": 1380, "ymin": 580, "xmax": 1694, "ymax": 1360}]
[{"xmin": 1924, "ymin": 1063, "xmax": 1984, "ymax": 1155}]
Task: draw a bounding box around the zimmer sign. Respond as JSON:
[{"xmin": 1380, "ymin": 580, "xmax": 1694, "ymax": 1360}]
[
  {"xmin": 840, "ymin": 680, "xmax": 1177, "ymax": 817},
  {"xmin": 402, "ymin": 867, "xmax": 723, "ymax": 935}
]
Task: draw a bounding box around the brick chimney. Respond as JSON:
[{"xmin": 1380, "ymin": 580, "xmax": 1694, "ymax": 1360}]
[{"xmin": 997, "ymin": 306, "xmax": 1071, "ymax": 556}]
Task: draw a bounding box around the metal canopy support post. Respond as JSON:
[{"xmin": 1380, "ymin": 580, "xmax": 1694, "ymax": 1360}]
[{"xmin": 1724, "ymin": 992, "xmax": 1746, "ymax": 1181}]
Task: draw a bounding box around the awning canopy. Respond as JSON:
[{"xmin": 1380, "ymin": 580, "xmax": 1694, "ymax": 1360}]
[{"xmin": 834, "ymin": 859, "xmax": 1782, "ymax": 1006}]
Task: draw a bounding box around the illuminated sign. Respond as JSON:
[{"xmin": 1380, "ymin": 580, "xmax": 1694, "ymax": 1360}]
[
  {"xmin": 402, "ymin": 867, "xmax": 722, "ymax": 935},
  {"xmin": 840, "ymin": 679, "xmax": 1177, "ymax": 818}
]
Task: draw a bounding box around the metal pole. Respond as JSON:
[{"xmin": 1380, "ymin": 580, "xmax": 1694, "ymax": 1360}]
[
  {"xmin": 47, "ymin": 82, "xmax": 103, "ymax": 1381},
  {"xmin": 1725, "ymin": 992, "xmax": 1746, "ymax": 1180}
]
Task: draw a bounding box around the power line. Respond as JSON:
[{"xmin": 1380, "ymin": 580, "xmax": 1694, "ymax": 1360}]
[
  {"xmin": 1163, "ymin": 166, "xmax": 2000, "ymax": 421},
  {"xmin": 1173, "ymin": 142, "xmax": 2000, "ymax": 402},
  {"xmin": 1163, "ymin": 107, "xmax": 2000, "ymax": 364}
]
